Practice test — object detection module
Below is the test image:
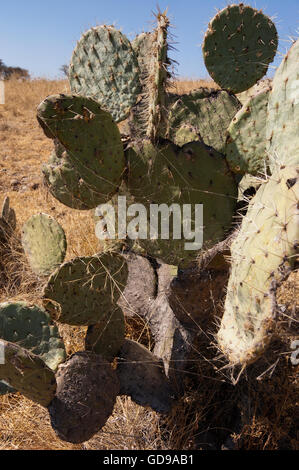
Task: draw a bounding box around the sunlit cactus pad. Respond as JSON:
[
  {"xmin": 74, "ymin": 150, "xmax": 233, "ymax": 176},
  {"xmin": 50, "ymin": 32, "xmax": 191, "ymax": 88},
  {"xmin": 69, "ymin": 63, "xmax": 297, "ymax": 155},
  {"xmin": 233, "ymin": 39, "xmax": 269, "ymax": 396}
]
[
  {"xmin": 69, "ymin": 25, "xmax": 140, "ymax": 122},
  {"xmin": 37, "ymin": 94, "xmax": 125, "ymax": 199},
  {"xmin": 22, "ymin": 213, "xmax": 67, "ymax": 276},
  {"xmin": 0, "ymin": 339, "xmax": 57, "ymax": 407},
  {"xmin": 43, "ymin": 254, "xmax": 128, "ymax": 326},
  {"xmin": 266, "ymin": 38, "xmax": 299, "ymax": 171},
  {"xmin": 203, "ymin": 4, "xmax": 278, "ymax": 93},
  {"xmin": 42, "ymin": 143, "xmax": 108, "ymax": 210},
  {"xmin": 217, "ymin": 166, "xmax": 299, "ymax": 366}
]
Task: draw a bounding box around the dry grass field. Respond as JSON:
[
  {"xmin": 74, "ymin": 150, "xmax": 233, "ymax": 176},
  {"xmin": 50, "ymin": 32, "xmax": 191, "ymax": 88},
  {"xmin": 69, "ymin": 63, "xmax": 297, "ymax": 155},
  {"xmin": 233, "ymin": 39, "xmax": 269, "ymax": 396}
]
[{"xmin": 0, "ymin": 78, "xmax": 297, "ymax": 450}]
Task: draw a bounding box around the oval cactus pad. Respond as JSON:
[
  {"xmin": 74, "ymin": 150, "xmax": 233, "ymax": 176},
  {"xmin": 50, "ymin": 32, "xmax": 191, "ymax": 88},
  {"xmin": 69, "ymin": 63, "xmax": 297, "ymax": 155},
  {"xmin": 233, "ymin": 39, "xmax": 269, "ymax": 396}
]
[
  {"xmin": 69, "ymin": 25, "xmax": 140, "ymax": 122},
  {"xmin": 202, "ymin": 4, "xmax": 278, "ymax": 93},
  {"xmin": 22, "ymin": 213, "xmax": 67, "ymax": 276}
]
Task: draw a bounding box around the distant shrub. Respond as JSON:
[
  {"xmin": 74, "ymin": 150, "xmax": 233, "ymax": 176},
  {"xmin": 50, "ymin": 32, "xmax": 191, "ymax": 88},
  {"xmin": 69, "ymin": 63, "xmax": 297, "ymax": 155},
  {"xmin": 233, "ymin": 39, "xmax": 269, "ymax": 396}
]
[{"xmin": 0, "ymin": 59, "xmax": 30, "ymax": 80}]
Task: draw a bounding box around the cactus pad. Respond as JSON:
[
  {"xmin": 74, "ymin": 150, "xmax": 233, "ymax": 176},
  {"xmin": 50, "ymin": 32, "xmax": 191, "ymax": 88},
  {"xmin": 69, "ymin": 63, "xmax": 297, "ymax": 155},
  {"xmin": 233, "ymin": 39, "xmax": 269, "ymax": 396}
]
[
  {"xmin": 69, "ymin": 25, "xmax": 140, "ymax": 122},
  {"xmin": 48, "ymin": 351, "xmax": 119, "ymax": 443},
  {"xmin": 0, "ymin": 301, "xmax": 66, "ymax": 371},
  {"xmin": 127, "ymin": 140, "xmax": 238, "ymax": 266},
  {"xmin": 266, "ymin": 39, "xmax": 299, "ymax": 172},
  {"xmin": 37, "ymin": 94, "xmax": 125, "ymax": 198},
  {"xmin": 42, "ymin": 143, "xmax": 108, "ymax": 210},
  {"xmin": 0, "ymin": 339, "xmax": 56, "ymax": 407},
  {"xmin": 225, "ymin": 88, "xmax": 271, "ymax": 175},
  {"xmin": 217, "ymin": 166, "xmax": 299, "ymax": 366},
  {"xmin": 22, "ymin": 213, "xmax": 67, "ymax": 276},
  {"xmin": 43, "ymin": 254, "xmax": 128, "ymax": 326},
  {"xmin": 167, "ymin": 89, "xmax": 241, "ymax": 152},
  {"xmin": 202, "ymin": 4, "xmax": 278, "ymax": 93},
  {"xmin": 85, "ymin": 307, "xmax": 125, "ymax": 362}
]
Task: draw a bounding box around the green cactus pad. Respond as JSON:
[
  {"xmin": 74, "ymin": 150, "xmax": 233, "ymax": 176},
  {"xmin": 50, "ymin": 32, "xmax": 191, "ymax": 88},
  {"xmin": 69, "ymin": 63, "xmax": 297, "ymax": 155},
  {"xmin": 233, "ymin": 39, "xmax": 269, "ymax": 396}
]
[
  {"xmin": 22, "ymin": 213, "xmax": 67, "ymax": 276},
  {"xmin": 85, "ymin": 307, "xmax": 125, "ymax": 362},
  {"xmin": 48, "ymin": 351, "xmax": 119, "ymax": 443},
  {"xmin": 43, "ymin": 254, "xmax": 128, "ymax": 326},
  {"xmin": 167, "ymin": 88, "xmax": 241, "ymax": 152},
  {"xmin": 0, "ymin": 339, "xmax": 56, "ymax": 407},
  {"xmin": 217, "ymin": 166, "xmax": 299, "ymax": 366},
  {"xmin": 127, "ymin": 140, "xmax": 238, "ymax": 266},
  {"xmin": 225, "ymin": 88, "xmax": 271, "ymax": 175},
  {"xmin": 116, "ymin": 339, "xmax": 174, "ymax": 413},
  {"xmin": 69, "ymin": 25, "xmax": 140, "ymax": 122},
  {"xmin": 266, "ymin": 39, "xmax": 299, "ymax": 172},
  {"xmin": 37, "ymin": 94, "xmax": 125, "ymax": 198},
  {"xmin": 0, "ymin": 301, "xmax": 66, "ymax": 371},
  {"xmin": 202, "ymin": 4, "xmax": 278, "ymax": 93},
  {"xmin": 42, "ymin": 143, "xmax": 110, "ymax": 210}
]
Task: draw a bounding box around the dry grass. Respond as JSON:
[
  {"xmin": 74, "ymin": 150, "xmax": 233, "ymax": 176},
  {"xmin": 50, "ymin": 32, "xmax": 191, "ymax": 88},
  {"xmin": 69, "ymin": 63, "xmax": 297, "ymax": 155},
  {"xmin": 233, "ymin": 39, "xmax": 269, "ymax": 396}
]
[{"xmin": 0, "ymin": 78, "xmax": 298, "ymax": 451}]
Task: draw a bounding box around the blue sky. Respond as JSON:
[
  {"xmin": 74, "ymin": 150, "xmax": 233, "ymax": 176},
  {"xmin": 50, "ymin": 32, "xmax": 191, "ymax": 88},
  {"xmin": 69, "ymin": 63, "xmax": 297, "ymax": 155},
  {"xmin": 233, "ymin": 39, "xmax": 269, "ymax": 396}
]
[{"xmin": 1, "ymin": 0, "xmax": 298, "ymax": 79}]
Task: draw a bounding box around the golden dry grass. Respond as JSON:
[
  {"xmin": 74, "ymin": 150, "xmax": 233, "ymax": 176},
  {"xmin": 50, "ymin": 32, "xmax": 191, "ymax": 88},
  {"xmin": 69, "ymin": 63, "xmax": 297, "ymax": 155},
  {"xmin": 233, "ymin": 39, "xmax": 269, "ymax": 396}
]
[{"xmin": 0, "ymin": 78, "xmax": 298, "ymax": 451}]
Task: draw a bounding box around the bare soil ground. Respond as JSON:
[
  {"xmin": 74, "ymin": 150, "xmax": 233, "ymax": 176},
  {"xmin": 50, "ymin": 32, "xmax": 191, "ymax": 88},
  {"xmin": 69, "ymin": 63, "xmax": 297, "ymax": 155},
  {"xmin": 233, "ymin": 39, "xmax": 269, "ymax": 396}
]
[{"xmin": 0, "ymin": 78, "xmax": 297, "ymax": 450}]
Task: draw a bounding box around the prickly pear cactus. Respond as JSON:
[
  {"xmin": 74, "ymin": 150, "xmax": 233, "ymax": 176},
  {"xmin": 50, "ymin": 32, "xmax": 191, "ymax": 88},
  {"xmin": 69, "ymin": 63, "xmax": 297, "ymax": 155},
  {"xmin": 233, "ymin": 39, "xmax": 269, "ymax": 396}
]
[
  {"xmin": 217, "ymin": 167, "xmax": 299, "ymax": 366},
  {"xmin": 0, "ymin": 339, "xmax": 57, "ymax": 407},
  {"xmin": 127, "ymin": 140, "xmax": 238, "ymax": 266},
  {"xmin": 0, "ymin": 301, "xmax": 65, "ymax": 395},
  {"xmin": 266, "ymin": 39, "xmax": 299, "ymax": 172},
  {"xmin": 69, "ymin": 25, "xmax": 140, "ymax": 123},
  {"xmin": 37, "ymin": 94, "xmax": 125, "ymax": 200},
  {"xmin": 43, "ymin": 254, "xmax": 128, "ymax": 326},
  {"xmin": 22, "ymin": 213, "xmax": 67, "ymax": 276},
  {"xmin": 166, "ymin": 88, "xmax": 241, "ymax": 151},
  {"xmin": 225, "ymin": 87, "xmax": 271, "ymax": 175},
  {"xmin": 42, "ymin": 142, "xmax": 108, "ymax": 210},
  {"xmin": 202, "ymin": 4, "xmax": 278, "ymax": 93}
]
